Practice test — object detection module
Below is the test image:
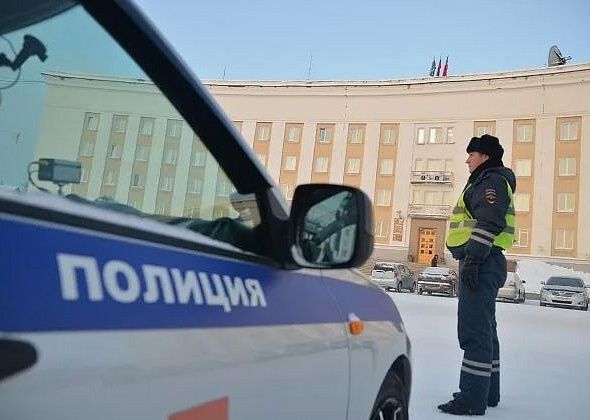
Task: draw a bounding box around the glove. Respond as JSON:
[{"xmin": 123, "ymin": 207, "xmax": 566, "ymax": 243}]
[{"xmin": 461, "ymin": 257, "xmax": 479, "ymax": 289}]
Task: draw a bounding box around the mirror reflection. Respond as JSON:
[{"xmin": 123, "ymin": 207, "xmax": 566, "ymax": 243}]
[{"xmin": 300, "ymin": 191, "xmax": 357, "ymax": 264}]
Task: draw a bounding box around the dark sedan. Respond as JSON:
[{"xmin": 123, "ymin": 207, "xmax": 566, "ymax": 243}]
[{"xmin": 416, "ymin": 267, "xmax": 458, "ymax": 297}]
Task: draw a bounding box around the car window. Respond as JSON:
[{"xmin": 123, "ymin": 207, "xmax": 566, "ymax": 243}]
[
  {"xmin": 0, "ymin": 6, "xmax": 262, "ymax": 254},
  {"xmin": 373, "ymin": 264, "xmax": 393, "ymax": 272},
  {"xmin": 546, "ymin": 277, "xmax": 584, "ymax": 287}
]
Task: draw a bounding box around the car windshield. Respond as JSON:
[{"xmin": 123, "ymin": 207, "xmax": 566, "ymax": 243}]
[
  {"xmin": 373, "ymin": 264, "xmax": 394, "ymax": 272},
  {"xmin": 0, "ymin": 4, "xmax": 261, "ymax": 253},
  {"xmin": 546, "ymin": 277, "xmax": 584, "ymax": 287}
]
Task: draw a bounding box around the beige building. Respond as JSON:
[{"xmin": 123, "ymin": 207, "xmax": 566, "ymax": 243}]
[{"xmin": 36, "ymin": 64, "xmax": 590, "ymax": 265}]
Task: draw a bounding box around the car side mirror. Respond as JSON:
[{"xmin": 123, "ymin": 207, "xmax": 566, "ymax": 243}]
[
  {"xmin": 522, "ymin": 280, "xmax": 526, "ymax": 284},
  {"xmin": 540, "ymin": 281, "xmax": 545, "ymax": 285},
  {"xmin": 289, "ymin": 184, "xmax": 373, "ymax": 269}
]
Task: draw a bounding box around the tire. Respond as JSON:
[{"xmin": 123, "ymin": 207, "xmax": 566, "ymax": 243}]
[
  {"xmin": 540, "ymin": 301, "xmax": 546, "ymax": 307},
  {"xmin": 396, "ymin": 282, "xmax": 402, "ymax": 293},
  {"xmin": 418, "ymin": 288, "xmax": 423, "ymax": 295},
  {"xmin": 369, "ymin": 371, "xmax": 408, "ymax": 420}
]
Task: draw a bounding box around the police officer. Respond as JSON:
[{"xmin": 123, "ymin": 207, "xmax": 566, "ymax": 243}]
[{"xmin": 438, "ymin": 134, "xmax": 516, "ymax": 416}]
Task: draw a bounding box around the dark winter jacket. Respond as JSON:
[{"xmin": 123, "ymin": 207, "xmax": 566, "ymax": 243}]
[{"xmin": 448, "ymin": 166, "xmax": 517, "ymax": 262}]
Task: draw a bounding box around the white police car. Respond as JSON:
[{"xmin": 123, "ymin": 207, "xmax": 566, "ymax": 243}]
[{"xmin": 0, "ymin": 1, "xmax": 411, "ymax": 418}]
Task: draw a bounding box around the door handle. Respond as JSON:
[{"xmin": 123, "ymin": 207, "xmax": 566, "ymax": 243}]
[{"xmin": 0, "ymin": 338, "xmax": 38, "ymax": 381}]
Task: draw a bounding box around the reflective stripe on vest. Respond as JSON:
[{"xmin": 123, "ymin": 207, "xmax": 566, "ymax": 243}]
[{"xmin": 446, "ymin": 179, "xmax": 515, "ymax": 250}]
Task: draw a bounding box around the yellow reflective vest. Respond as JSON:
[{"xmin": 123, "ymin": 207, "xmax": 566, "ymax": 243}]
[{"xmin": 446, "ymin": 179, "xmax": 515, "ymax": 250}]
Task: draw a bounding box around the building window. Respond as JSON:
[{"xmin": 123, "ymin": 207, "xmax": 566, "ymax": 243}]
[
  {"xmin": 559, "ymin": 121, "xmax": 578, "ymax": 141},
  {"xmin": 376, "ymin": 189, "xmax": 392, "ymax": 207},
  {"xmin": 139, "ymin": 117, "xmax": 155, "ymax": 136},
  {"xmin": 381, "ymin": 126, "xmax": 397, "ymax": 145},
  {"xmin": 513, "ymin": 228, "xmax": 529, "ymax": 247},
  {"xmin": 155, "ymin": 201, "xmax": 167, "ymax": 215},
  {"xmin": 516, "ymin": 124, "xmax": 533, "ymax": 143},
  {"xmin": 108, "ymin": 143, "xmax": 121, "ymax": 159},
  {"xmin": 281, "ymin": 183, "xmax": 294, "ymax": 200},
  {"xmin": 192, "ymin": 150, "xmax": 206, "ymax": 167},
  {"xmin": 166, "ymin": 119, "xmax": 183, "ymax": 138},
  {"xmin": 188, "ymin": 178, "xmax": 202, "ymax": 194},
  {"xmin": 256, "ymin": 153, "xmax": 267, "ymax": 166},
  {"xmin": 555, "ymin": 229, "xmax": 574, "ymax": 250},
  {"xmin": 558, "ymin": 157, "xmax": 576, "ymax": 176},
  {"xmin": 317, "ymin": 125, "xmax": 333, "ymax": 143},
  {"xmin": 557, "ymin": 192, "xmax": 575, "ymax": 213},
  {"xmin": 80, "ymin": 141, "xmax": 94, "ymax": 157},
  {"xmin": 446, "ymin": 127, "xmax": 455, "ymax": 144},
  {"xmin": 346, "ymin": 157, "xmax": 361, "ymax": 174},
  {"xmin": 159, "ymin": 176, "xmax": 174, "ymax": 191},
  {"xmin": 514, "ymin": 159, "xmax": 531, "ymax": 177},
  {"xmin": 349, "ymin": 126, "xmax": 364, "ymax": 144},
  {"xmin": 84, "ymin": 112, "xmax": 99, "ymax": 131},
  {"xmin": 104, "ymin": 170, "xmax": 116, "ymax": 186},
  {"xmin": 429, "ymin": 127, "xmax": 443, "ymax": 144},
  {"xmin": 163, "ymin": 148, "xmax": 178, "ymax": 165},
  {"xmin": 216, "ymin": 180, "xmax": 233, "ymax": 197},
  {"xmin": 514, "ymin": 193, "xmax": 530, "ymax": 212},
  {"xmin": 135, "ymin": 145, "xmax": 150, "ymax": 161},
  {"xmin": 112, "ymin": 115, "xmax": 128, "ymax": 133},
  {"xmin": 314, "ymin": 156, "xmax": 329, "ymax": 173},
  {"xmin": 380, "ymin": 159, "xmax": 394, "ymax": 175},
  {"xmin": 476, "ymin": 124, "xmax": 494, "ymax": 137},
  {"xmin": 375, "ymin": 219, "xmax": 390, "ymax": 238},
  {"xmin": 80, "ymin": 166, "xmax": 88, "ymax": 183},
  {"xmin": 131, "ymin": 173, "xmax": 142, "ymax": 188},
  {"xmin": 286, "ymin": 125, "xmax": 301, "ymax": 143},
  {"xmin": 416, "ymin": 128, "xmax": 425, "ymax": 144},
  {"xmin": 255, "ymin": 123, "xmax": 271, "ymax": 141},
  {"xmin": 283, "ymin": 155, "xmax": 297, "ymax": 171}
]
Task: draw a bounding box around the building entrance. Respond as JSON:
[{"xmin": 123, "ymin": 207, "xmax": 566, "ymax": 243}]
[{"xmin": 418, "ymin": 228, "xmax": 437, "ymax": 264}]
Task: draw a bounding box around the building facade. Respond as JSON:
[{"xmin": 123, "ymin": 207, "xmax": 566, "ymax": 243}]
[{"xmin": 36, "ymin": 64, "xmax": 590, "ymax": 264}]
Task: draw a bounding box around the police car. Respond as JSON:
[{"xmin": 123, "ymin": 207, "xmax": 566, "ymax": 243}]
[{"xmin": 0, "ymin": 0, "xmax": 411, "ymax": 419}]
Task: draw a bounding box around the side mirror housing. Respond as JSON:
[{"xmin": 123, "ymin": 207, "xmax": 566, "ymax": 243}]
[
  {"xmin": 289, "ymin": 184, "xmax": 373, "ymax": 269},
  {"xmin": 540, "ymin": 281, "xmax": 545, "ymax": 285}
]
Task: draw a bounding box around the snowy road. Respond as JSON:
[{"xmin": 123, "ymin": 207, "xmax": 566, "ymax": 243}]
[{"xmin": 390, "ymin": 292, "xmax": 590, "ymax": 419}]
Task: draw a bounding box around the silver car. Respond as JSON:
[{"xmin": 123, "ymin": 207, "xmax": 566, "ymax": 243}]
[
  {"xmin": 371, "ymin": 262, "xmax": 415, "ymax": 292},
  {"xmin": 540, "ymin": 276, "xmax": 589, "ymax": 310},
  {"xmin": 497, "ymin": 272, "xmax": 526, "ymax": 303}
]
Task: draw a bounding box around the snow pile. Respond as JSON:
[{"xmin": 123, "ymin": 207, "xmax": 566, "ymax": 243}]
[{"xmin": 516, "ymin": 260, "xmax": 590, "ymax": 293}]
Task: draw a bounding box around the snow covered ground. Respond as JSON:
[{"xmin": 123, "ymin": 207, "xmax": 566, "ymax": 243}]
[{"xmin": 391, "ymin": 292, "xmax": 590, "ymax": 419}]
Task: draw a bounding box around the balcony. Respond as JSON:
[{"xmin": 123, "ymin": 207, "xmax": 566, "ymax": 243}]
[
  {"xmin": 410, "ymin": 171, "xmax": 453, "ymax": 184},
  {"xmin": 408, "ymin": 204, "xmax": 451, "ymax": 219}
]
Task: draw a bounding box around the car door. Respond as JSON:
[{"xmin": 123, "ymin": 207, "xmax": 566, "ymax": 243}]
[{"xmin": 0, "ymin": 2, "xmax": 349, "ymax": 419}]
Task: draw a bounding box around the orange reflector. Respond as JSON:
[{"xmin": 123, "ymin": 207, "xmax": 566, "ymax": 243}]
[{"xmin": 349, "ymin": 319, "xmax": 364, "ymax": 335}]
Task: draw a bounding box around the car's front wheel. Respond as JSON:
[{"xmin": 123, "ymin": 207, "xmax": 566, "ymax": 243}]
[{"xmin": 369, "ymin": 371, "xmax": 408, "ymax": 420}]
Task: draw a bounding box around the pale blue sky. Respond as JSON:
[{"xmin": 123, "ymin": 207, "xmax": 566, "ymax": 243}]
[{"xmin": 135, "ymin": 0, "xmax": 590, "ymax": 80}]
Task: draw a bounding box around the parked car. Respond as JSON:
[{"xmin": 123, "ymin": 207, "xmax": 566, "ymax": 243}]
[
  {"xmin": 0, "ymin": 1, "xmax": 411, "ymax": 419},
  {"xmin": 497, "ymin": 272, "xmax": 526, "ymax": 303},
  {"xmin": 540, "ymin": 276, "xmax": 589, "ymax": 311},
  {"xmin": 371, "ymin": 262, "xmax": 415, "ymax": 292},
  {"xmin": 416, "ymin": 267, "xmax": 458, "ymax": 297}
]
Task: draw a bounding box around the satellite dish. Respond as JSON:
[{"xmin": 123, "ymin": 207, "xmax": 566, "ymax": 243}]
[{"xmin": 548, "ymin": 45, "xmax": 571, "ymax": 67}]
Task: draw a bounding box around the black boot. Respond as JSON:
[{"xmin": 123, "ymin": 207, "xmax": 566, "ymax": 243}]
[
  {"xmin": 453, "ymin": 392, "xmax": 498, "ymax": 407},
  {"xmin": 438, "ymin": 398, "xmax": 485, "ymax": 416}
]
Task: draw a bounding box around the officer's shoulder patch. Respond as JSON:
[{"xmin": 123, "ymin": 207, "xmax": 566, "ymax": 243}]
[{"xmin": 485, "ymin": 188, "xmax": 497, "ymax": 204}]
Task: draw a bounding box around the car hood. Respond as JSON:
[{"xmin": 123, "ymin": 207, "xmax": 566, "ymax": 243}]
[
  {"xmin": 418, "ymin": 275, "xmax": 453, "ymax": 282},
  {"xmin": 541, "ymin": 285, "xmax": 586, "ymax": 293}
]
